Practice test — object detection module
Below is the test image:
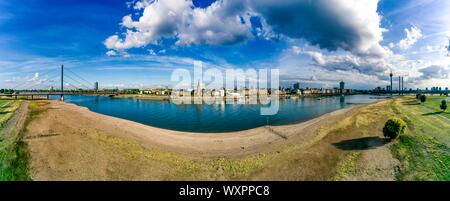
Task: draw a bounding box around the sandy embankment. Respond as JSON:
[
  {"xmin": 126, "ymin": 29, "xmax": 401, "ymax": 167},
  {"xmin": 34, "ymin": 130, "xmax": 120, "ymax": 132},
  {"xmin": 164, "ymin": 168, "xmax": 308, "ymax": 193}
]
[
  {"xmin": 23, "ymin": 99, "xmax": 403, "ymax": 181},
  {"xmin": 25, "ymin": 100, "xmax": 360, "ymax": 159}
]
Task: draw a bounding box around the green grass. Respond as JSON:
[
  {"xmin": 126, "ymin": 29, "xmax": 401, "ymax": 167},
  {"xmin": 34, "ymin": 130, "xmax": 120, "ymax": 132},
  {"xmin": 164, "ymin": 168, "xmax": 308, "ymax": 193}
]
[
  {"xmin": 391, "ymin": 96, "xmax": 450, "ymax": 180},
  {"xmin": 0, "ymin": 100, "xmax": 10, "ymax": 105},
  {"xmin": 392, "ymin": 135, "xmax": 450, "ymax": 180},
  {"xmin": 0, "ymin": 100, "xmax": 30, "ymax": 181},
  {"xmin": 419, "ymin": 95, "xmax": 450, "ymax": 119},
  {"xmin": 0, "ymin": 141, "xmax": 30, "ymax": 180},
  {"xmin": 1, "ymin": 100, "xmax": 18, "ymax": 129},
  {"xmin": 0, "ymin": 100, "xmax": 13, "ymax": 127}
]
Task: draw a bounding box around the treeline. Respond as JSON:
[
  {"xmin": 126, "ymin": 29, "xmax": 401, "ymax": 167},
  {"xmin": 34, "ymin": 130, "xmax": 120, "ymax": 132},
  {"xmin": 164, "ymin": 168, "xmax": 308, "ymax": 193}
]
[{"xmin": 0, "ymin": 89, "xmax": 15, "ymax": 94}]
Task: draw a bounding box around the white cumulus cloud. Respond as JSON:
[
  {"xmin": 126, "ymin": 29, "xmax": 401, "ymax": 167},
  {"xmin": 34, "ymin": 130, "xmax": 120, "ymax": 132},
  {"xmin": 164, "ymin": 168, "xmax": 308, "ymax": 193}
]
[
  {"xmin": 397, "ymin": 26, "xmax": 423, "ymax": 50},
  {"xmin": 104, "ymin": 0, "xmax": 253, "ymax": 50},
  {"xmin": 106, "ymin": 50, "xmax": 118, "ymax": 56},
  {"xmin": 105, "ymin": 0, "xmax": 389, "ymax": 59}
]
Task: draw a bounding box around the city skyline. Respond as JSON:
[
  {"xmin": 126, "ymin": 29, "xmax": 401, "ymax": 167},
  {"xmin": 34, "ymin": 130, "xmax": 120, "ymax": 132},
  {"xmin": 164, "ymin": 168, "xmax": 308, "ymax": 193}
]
[{"xmin": 1, "ymin": 0, "xmax": 450, "ymax": 90}]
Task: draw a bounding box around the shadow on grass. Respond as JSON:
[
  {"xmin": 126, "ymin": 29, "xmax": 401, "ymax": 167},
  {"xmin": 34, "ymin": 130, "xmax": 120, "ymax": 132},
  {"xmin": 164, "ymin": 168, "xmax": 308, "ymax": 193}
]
[
  {"xmin": 401, "ymin": 100, "xmax": 420, "ymax": 106},
  {"xmin": 422, "ymin": 111, "xmax": 444, "ymax": 116},
  {"xmin": 0, "ymin": 111, "xmax": 11, "ymax": 115},
  {"xmin": 333, "ymin": 136, "xmax": 389, "ymax": 151}
]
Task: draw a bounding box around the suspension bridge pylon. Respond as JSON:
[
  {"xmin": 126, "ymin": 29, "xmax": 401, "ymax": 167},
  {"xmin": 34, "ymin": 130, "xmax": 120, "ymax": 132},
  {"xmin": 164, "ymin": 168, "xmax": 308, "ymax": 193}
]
[{"xmin": 60, "ymin": 64, "xmax": 64, "ymax": 102}]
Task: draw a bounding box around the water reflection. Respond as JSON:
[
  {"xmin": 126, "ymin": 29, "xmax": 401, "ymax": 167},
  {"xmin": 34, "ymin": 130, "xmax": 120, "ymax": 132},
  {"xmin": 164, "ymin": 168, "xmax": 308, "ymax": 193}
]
[{"xmin": 50, "ymin": 95, "xmax": 380, "ymax": 133}]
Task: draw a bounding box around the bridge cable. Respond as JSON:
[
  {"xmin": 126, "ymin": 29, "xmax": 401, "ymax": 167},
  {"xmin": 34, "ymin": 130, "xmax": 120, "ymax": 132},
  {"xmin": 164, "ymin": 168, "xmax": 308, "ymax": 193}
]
[
  {"xmin": 65, "ymin": 68, "xmax": 93, "ymax": 87},
  {"xmin": 63, "ymin": 80, "xmax": 82, "ymax": 91},
  {"xmin": 10, "ymin": 68, "xmax": 60, "ymax": 90},
  {"xmin": 19, "ymin": 74, "xmax": 61, "ymax": 91},
  {"xmin": 64, "ymin": 74, "xmax": 92, "ymax": 90}
]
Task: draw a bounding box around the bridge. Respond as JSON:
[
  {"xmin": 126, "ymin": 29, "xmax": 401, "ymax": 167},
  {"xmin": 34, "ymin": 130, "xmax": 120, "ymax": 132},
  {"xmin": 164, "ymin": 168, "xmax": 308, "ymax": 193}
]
[
  {"xmin": 0, "ymin": 65, "xmax": 121, "ymax": 101},
  {"xmin": 0, "ymin": 92, "xmax": 120, "ymax": 100}
]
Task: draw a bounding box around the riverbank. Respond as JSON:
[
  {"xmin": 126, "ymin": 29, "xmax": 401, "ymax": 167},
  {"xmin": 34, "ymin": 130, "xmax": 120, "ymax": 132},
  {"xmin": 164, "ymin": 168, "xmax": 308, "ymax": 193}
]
[
  {"xmin": 24, "ymin": 100, "xmax": 363, "ymax": 159},
  {"xmin": 22, "ymin": 98, "xmax": 393, "ymax": 180},
  {"xmin": 18, "ymin": 96, "xmax": 450, "ymax": 180}
]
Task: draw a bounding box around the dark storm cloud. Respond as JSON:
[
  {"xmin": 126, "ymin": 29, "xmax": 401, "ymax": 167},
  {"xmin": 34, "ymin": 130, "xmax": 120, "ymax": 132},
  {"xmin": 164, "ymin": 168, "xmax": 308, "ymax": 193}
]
[
  {"xmin": 303, "ymin": 51, "xmax": 388, "ymax": 76},
  {"xmin": 251, "ymin": 0, "xmax": 386, "ymax": 57},
  {"xmin": 418, "ymin": 65, "xmax": 450, "ymax": 80}
]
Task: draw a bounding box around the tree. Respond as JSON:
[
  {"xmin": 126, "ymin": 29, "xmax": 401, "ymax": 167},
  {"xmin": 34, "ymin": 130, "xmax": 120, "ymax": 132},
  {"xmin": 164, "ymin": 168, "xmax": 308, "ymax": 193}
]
[
  {"xmin": 420, "ymin": 95, "xmax": 426, "ymax": 103},
  {"xmin": 441, "ymin": 100, "xmax": 448, "ymax": 111},
  {"xmin": 416, "ymin": 93, "xmax": 421, "ymax": 99},
  {"xmin": 383, "ymin": 117, "xmax": 407, "ymax": 140}
]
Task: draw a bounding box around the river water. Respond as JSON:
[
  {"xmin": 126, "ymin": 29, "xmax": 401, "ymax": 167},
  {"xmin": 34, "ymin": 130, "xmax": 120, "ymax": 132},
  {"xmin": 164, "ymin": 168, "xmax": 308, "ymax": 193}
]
[{"xmin": 50, "ymin": 94, "xmax": 383, "ymax": 132}]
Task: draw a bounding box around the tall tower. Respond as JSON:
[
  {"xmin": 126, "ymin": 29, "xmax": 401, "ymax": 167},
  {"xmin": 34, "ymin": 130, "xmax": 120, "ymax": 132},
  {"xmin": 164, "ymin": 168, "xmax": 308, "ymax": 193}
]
[
  {"xmin": 390, "ymin": 71, "xmax": 393, "ymax": 96},
  {"xmin": 339, "ymin": 81, "xmax": 345, "ymax": 95},
  {"xmin": 60, "ymin": 64, "xmax": 64, "ymax": 102},
  {"xmin": 399, "ymin": 76, "xmax": 401, "ymax": 96},
  {"xmin": 401, "ymin": 77, "xmax": 404, "ymax": 95}
]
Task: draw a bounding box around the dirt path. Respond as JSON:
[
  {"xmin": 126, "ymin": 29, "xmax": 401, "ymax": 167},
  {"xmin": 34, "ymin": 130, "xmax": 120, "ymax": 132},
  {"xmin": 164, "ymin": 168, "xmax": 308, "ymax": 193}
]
[
  {"xmin": 332, "ymin": 139, "xmax": 399, "ymax": 181},
  {"xmin": 331, "ymin": 102, "xmax": 400, "ymax": 181}
]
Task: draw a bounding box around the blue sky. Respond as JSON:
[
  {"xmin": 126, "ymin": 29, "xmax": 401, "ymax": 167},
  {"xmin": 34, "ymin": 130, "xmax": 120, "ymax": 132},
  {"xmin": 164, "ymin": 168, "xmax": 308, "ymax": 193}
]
[{"xmin": 0, "ymin": 0, "xmax": 449, "ymax": 90}]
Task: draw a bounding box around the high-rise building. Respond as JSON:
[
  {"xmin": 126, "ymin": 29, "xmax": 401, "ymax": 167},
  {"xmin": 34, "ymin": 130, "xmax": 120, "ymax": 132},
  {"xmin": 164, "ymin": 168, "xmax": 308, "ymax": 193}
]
[
  {"xmin": 196, "ymin": 80, "xmax": 204, "ymax": 96},
  {"xmin": 94, "ymin": 82, "xmax": 99, "ymax": 91},
  {"xmin": 339, "ymin": 81, "xmax": 345, "ymax": 94},
  {"xmin": 293, "ymin": 82, "xmax": 300, "ymax": 90}
]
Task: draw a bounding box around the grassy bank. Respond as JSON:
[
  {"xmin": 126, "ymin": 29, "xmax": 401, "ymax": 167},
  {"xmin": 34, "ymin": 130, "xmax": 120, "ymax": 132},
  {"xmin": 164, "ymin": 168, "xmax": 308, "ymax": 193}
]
[
  {"xmin": 419, "ymin": 95, "xmax": 450, "ymax": 119},
  {"xmin": 390, "ymin": 96, "xmax": 450, "ymax": 180},
  {"xmin": 0, "ymin": 100, "xmax": 15, "ymax": 127},
  {"xmin": 0, "ymin": 100, "xmax": 30, "ymax": 181}
]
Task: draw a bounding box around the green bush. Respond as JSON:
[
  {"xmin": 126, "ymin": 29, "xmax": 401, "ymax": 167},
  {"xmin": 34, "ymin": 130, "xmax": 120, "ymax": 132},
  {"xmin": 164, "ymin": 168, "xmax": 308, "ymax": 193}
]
[
  {"xmin": 420, "ymin": 95, "xmax": 426, "ymax": 103},
  {"xmin": 416, "ymin": 94, "xmax": 421, "ymax": 99},
  {"xmin": 441, "ymin": 100, "xmax": 447, "ymax": 111},
  {"xmin": 383, "ymin": 117, "xmax": 407, "ymax": 140}
]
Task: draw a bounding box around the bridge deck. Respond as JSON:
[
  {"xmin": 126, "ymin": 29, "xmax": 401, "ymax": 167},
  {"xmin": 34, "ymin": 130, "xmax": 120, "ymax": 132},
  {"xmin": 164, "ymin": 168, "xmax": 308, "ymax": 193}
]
[{"xmin": 0, "ymin": 93, "xmax": 119, "ymax": 100}]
